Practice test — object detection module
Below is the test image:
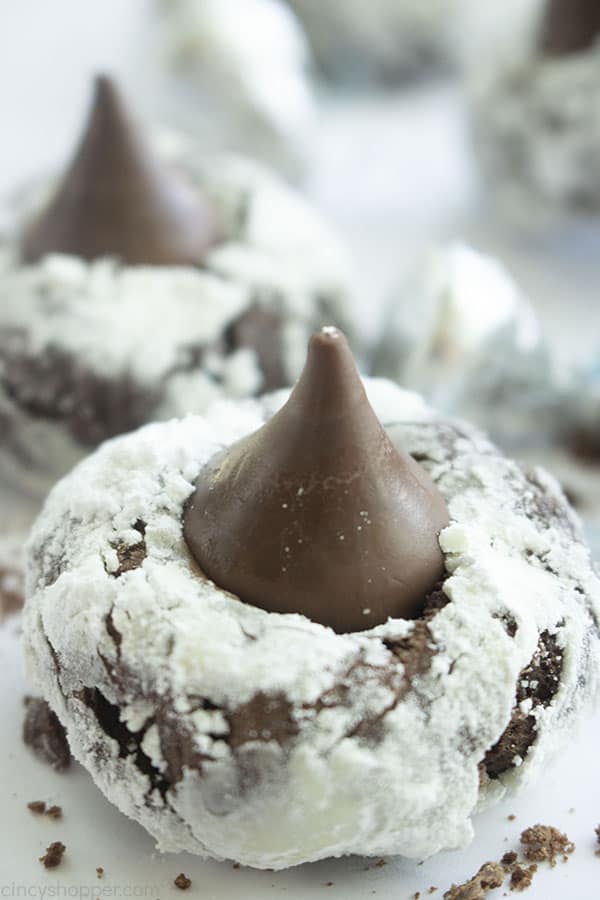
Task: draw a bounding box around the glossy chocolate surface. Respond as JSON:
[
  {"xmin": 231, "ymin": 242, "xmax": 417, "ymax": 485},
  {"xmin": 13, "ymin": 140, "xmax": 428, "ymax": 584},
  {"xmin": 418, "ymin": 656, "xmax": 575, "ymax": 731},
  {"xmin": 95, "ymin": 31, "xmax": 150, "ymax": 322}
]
[
  {"xmin": 21, "ymin": 76, "xmax": 218, "ymax": 266},
  {"xmin": 184, "ymin": 328, "xmax": 449, "ymax": 632},
  {"xmin": 539, "ymin": 0, "xmax": 600, "ymax": 56}
]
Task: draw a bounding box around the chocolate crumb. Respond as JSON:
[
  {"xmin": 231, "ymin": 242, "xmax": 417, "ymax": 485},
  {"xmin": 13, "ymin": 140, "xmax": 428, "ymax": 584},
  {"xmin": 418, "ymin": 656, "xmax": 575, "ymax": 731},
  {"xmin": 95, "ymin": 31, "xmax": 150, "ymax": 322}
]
[
  {"xmin": 520, "ymin": 825, "xmax": 575, "ymax": 867},
  {"xmin": 27, "ymin": 801, "xmax": 46, "ymax": 814},
  {"xmin": 96, "ymin": 867, "xmax": 104, "ymax": 878},
  {"xmin": 414, "ymin": 893, "xmax": 421, "ymax": 900},
  {"xmin": 39, "ymin": 841, "xmax": 66, "ymax": 869},
  {"xmin": 509, "ymin": 864, "xmax": 537, "ymax": 892},
  {"xmin": 232, "ymin": 862, "xmax": 240, "ymax": 870},
  {"xmin": 23, "ymin": 697, "xmax": 71, "ymax": 771},
  {"xmin": 501, "ymin": 852, "xmax": 518, "ymax": 868},
  {"xmin": 174, "ymin": 874, "xmax": 191, "ymax": 890},
  {"xmin": 443, "ymin": 862, "xmax": 505, "ymax": 899},
  {"xmin": 508, "ymin": 815, "xmax": 516, "ymax": 822},
  {"xmin": 46, "ymin": 805, "xmax": 62, "ymax": 820}
]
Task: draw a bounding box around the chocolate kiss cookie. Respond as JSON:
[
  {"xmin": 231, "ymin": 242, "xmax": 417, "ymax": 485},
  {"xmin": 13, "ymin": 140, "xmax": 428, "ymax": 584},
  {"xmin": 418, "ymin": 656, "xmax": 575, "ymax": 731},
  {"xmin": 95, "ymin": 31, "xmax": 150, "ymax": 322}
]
[
  {"xmin": 470, "ymin": 0, "xmax": 600, "ymax": 221},
  {"xmin": 539, "ymin": 0, "xmax": 600, "ymax": 57},
  {"xmin": 21, "ymin": 75, "xmax": 219, "ymax": 266},
  {"xmin": 184, "ymin": 328, "xmax": 449, "ymax": 632},
  {"xmin": 23, "ymin": 339, "xmax": 599, "ymax": 870},
  {"xmin": 0, "ymin": 78, "xmax": 353, "ymax": 498}
]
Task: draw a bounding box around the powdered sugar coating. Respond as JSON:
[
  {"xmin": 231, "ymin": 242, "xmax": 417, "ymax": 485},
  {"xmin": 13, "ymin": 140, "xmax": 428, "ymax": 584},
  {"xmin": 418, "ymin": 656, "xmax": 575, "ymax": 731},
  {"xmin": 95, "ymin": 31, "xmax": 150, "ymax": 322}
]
[
  {"xmin": 471, "ymin": 25, "xmax": 600, "ymax": 224},
  {"xmin": 0, "ymin": 149, "xmax": 353, "ymax": 497},
  {"xmin": 23, "ymin": 378, "xmax": 600, "ymax": 869}
]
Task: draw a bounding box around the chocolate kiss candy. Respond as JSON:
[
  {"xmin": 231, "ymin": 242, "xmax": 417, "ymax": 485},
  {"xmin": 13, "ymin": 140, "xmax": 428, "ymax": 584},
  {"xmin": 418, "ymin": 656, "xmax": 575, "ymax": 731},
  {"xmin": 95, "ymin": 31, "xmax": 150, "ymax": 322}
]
[
  {"xmin": 21, "ymin": 75, "xmax": 219, "ymax": 266},
  {"xmin": 539, "ymin": 0, "xmax": 600, "ymax": 56},
  {"xmin": 184, "ymin": 327, "xmax": 450, "ymax": 633}
]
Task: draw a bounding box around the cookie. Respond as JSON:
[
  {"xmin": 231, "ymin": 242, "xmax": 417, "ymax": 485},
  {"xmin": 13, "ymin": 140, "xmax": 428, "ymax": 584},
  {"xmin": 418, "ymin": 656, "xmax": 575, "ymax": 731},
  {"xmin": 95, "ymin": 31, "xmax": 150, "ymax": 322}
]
[
  {"xmin": 23, "ymin": 329, "xmax": 600, "ymax": 869},
  {"xmin": 285, "ymin": 0, "xmax": 464, "ymax": 83},
  {"xmin": 0, "ymin": 77, "xmax": 353, "ymax": 498},
  {"xmin": 372, "ymin": 243, "xmax": 561, "ymax": 451},
  {"xmin": 470, "ymin": 0, "xmax": 600, "ymax": 224}
]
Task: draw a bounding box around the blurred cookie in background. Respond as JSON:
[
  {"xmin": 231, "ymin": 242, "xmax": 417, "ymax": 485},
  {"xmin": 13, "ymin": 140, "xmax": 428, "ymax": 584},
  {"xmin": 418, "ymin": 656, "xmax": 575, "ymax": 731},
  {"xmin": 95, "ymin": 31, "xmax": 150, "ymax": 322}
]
[
  {"xmin": 0, "ymin": 75, "xmax": 355, "ymax": 500},
  {"xmin": 470, "ymin": 0, "xmax": 600, "ymax": 226},
  {"xmin": 155, "ymin": 0, "xmax": 315, "ymax": 180},
  {"xmin": 372, "ymin": 242, "xmax": 600, "ymax": 556},
  {"xmin": 372, "ymin": 243, "xmax": 562, "ymax": 449},
  {"xmin": 285, "ymin": 0, "xmax": 463, "ymax": 84}
]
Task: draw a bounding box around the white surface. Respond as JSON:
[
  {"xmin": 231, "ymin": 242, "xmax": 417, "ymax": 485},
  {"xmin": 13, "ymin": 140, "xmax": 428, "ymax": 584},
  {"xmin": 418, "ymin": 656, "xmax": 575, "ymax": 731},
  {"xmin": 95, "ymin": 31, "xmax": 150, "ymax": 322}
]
[
  {"xmin": 1, "ymin": 617, "xmax": 600, "ymax": 896},
  {"xmin": 1, "ymin": 2, "xmax": 600, "ymax": 896}
]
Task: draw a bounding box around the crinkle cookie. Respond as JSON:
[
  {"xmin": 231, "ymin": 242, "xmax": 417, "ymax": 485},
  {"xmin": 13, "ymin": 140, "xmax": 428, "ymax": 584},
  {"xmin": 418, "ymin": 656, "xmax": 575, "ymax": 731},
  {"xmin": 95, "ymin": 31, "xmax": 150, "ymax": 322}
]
[
  {"xmin": 24, "ymin": 329, "xmax": 600, "ymax": 870},
  {"xmin": 0, "ymin": 77, "xmax": 352, "ymax": 498},
  {"xmin": 155, "ymin": 0, "xmax": 314, "ymax": 180},
  {"xmin": 470, "ymin": 0, "xmax": 600, "ymax": 224},
  {"xmin": 285, "ymin": 0, "xmax": 469, "ymax": 84},
  {"xmin": 372, "ymin": 243, "xmax": 563, "ymax": 451},
  {"xmin": 372, "ymin": 243, "xmax": 600, "ymax": 554}
]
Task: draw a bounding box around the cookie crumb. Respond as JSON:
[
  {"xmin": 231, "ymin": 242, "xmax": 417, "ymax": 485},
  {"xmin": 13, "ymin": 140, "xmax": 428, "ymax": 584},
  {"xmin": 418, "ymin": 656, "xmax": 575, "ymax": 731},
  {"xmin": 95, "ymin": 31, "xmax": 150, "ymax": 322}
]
[
  {"xmin": 414, "ymin": 893, "xmax": 421, "ymax": 899},
  {"xmin": 364, "ymin": 857, "xmax": 387, "ymax": 871},
  {"xmin": 39, "ymin": 841, "xmax": 66, "ymax": 869},
  {"xmin": 96, "ymin": 867, "xmax": 104, "ymax": 878},
  {"xmin": 429, "ymin": 889, "xmax": 438, "ymax": 895},
  {"xmin": 27, "ymin": 801, "xmax": 46, "ymax": 814},
  {"xmin": 501, "ymin": 852, "xmax": 518, "ymax": 868},
  {"xmin": 323, "ymin": 883, "xmax": 334, "ymax": 887},
  {"xmin": 46, "ymin": 805, "xmax": 62, "ymax": 820},
  {"xmin": 232, "ymin": 862, "xmax": 240, "ymax": 869},
  {"xmin": 174, "ymin": 874, "xmax": 191, "ymax": 890},
  {"xmin": 509, "ymin": 864, "xmax": 537, "ymax": 893},
  {"xmin": 520, "ymin": 825, "xmax": 575, "ymax": 867},
  {"xmin": 443, "ymin": 862, "xmax": 505, "ymax": 899},
  {"xmin": 508, "ymin": 815, "xmax": 516, "ymax": 822}
]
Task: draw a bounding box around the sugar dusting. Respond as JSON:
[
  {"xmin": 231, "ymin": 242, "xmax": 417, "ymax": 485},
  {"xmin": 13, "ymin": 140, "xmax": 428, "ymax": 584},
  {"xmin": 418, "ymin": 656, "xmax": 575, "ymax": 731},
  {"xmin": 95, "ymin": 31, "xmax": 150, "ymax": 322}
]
[{"xmin": 23, "ymin": 379, "xmax": 600, "ymax": 869}]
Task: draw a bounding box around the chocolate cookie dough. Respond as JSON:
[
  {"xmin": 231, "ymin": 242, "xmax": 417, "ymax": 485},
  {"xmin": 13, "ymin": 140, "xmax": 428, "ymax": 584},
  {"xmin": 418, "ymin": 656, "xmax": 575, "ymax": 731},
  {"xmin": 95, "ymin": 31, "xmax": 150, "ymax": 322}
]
[
  {"xmin": 0, "ymin": 77, "xmax": 353, "ymax": 498},
  {"xmin": 23, "ymin": 330, "xmax": 600, "ymax": 869}
]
